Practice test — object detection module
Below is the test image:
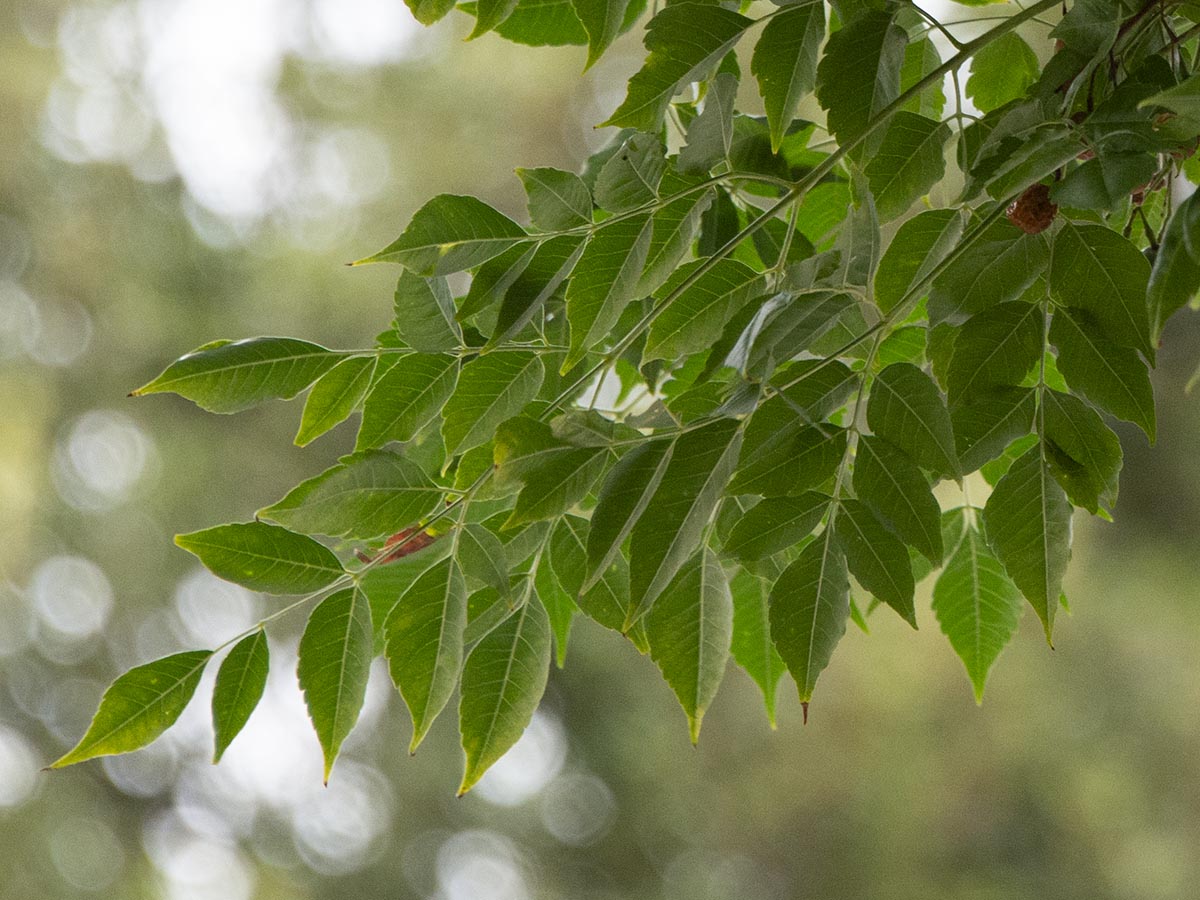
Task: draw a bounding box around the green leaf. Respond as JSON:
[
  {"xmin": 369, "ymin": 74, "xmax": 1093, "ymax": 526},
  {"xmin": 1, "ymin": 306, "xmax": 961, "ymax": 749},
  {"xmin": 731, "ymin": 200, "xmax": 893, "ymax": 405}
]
[
  {"xmin": 585, "ymin": 439, "xmax": 675, "ymax": 591},
  {"xmin": 572, "ymin": 0, "xmax": 634, "ymax": 68},
  {"xmin": 629, "ymin": 418, "xmax": 743, "ymax": 623},
  {"xmin": 392, "ymin": 271, "xmax": 462, "ymax": 353},
  {"xmin": 874, "ymin": 325, "xmax": 926, "ymax": 368},
  {"xmin": 864, "ymin": 112, "xmax": 951, "ymax": 222},
  {"xmin": 766, "ymin": 358, "xmax": 859, "ymax": 420},
  {"xmin": 643, "ymin": 258, "xmax": 763, "ymax": 362},
  {"xmin": 493, "ymin": 417, "xmax": 608, "ymax": 525},
  {"xmin": 357, "ymin": 536, "xmax": 454, "ymax": 639},
  {"xmin": 966, "ymin": 32, "xmax": 1039, "ymax": 113},
  {"xmin": 1050, "ymin": 0, "xmax": 1118, "ymax": 55},
  {"xmin": 768, "ymin": 528, "xmax": 849, "ymax": 709},
  {"xmin": 742, "ymin": 292, "xmax": 853, "ymax": 376},
  {"xmin": 295, "ymin": 357, "xmax": 376, "ymax": 447},
  {"xmin": 815, "ymin": 11, "xmax": 907, "ymax": 149},
  {"xmin": 853, "ymin": 435, "xmax": 943, "ymax": 564},
  {"xmin": 867, "ymin": 362, "xmax": 959, "ymax": 480},
  {"xmin": 730, "ymin": 360, "xmax": 855, "ymax": 495},
  {"xmin": 485, "ymin": 514, "xmax": 549, "ymax": 569},
  {"xmin": 932, "ymin": 522, "xmax": 1023, "ymax": 703},
  {"xmin": 49, "ymin": 650, "xmax": 212, "ymax": 768},
  {"xmin": 899, "ymin": 37, "xmax": 945, "ymax": 120},
  {"xmin": 175, "ymin": 522, "xmax": 344, "ymax": 594},
  {"xmin": 460, "ymin": 243, "xmax": 536, "ymax": 323},
  {"xmin": 548, "ymin": 515, "xmax": 603, "ymax": 653},
  {"xmin": 594, "ymin": 133, "xmax": 666, "ymax": 214},
  {"xmin": 490, "ymin": 0, "xmax": 637, "ymax": 48},
  {"xmin": 564, "ymin": 215, "xmax": 654, "ymax": 369},
  {"xmin": 946, "ymin": 302, "xmax": 1044, "ymax": 402},
  {"xmin": 698, "ymin": 186, "xmax": 742, "ymax": 259},
  {"xmin": 829, "ymin": 175, "xmax": 882, "ymax": 286},
  {"xmin": 258, "ymin": 451, "xmax": 442, "ymax": 540},
  {"xmin": 458, "ymin": 598, "xmax": 551, "ymax": 794},
  {"xmin": 1148, "ymin": 190, "xmax": 1200, "ymax": 339},
  {"xmin": 469, "ymin": 0, "xmax": 520, "ymax": 39},
  {"xmin": 751, "ymin": 3, "xmax": 825, "ymax": 152},
  {"xmin": 442, "ymin": 351, "xmax": 546, "ymax": 456},
  {"xmin": 1139, "ymin": 70, "xmax": 1200, "ymax": 119},
  {"xmin": 1049, "ymin": 221, "xmax": 1153, "ymax": 359},
  {"xmin": 678, "ymin": 72, "xmax": 739, "ymax": 174},
  {"xmin": 723, "ymin": 492, "xmax": 829, "ymax": 561},
  {"xmin": 835, "ymin": 498, "xmax": 916, "ymax": 627},
  {"xmin": 404, "ymin": 0, "xmax": 456, "ymax": 25},
  {"xmin": 637, "ymin": 182, "xmax": 714, "ymax": 295},
  {"xmin": 927, "ymin": 220, "xmax": 1048, "ymax": 325},
  {"xmin": 1042, "ymin": 389, "xmax": 1122, "ymax": 514},
  {"xmin": 557, "ymin": 513, "xmax": 638, "ymax": 637},
  {"xmin": 751, "ymin": 217, "xmax": 816, "ymax": 271},
  {"xmin": 1049, "ymin": 307, "xmax": 1156, "ymax": 442},
  {"xmin": 874, "ymin": 209, "xmax": 964, "ymax": 315},
  {"xmin": 729, "ymin": 568, "xmax": 786, "ymax": 726},
  {"xmin": 534, "ymin": 556, "xmax": 576, "ymax": 667},
  {"xmin": 548, "ymin": 515, "xmax": 588, "ymax": 598},
  {"xmin": 297, "ymin": 587, "xmax": 374, "ymax": 783},
  {"xmin": 132, "ymin": 338, "xmax": 348, "ymax": 414},
  {"xmin": 357, "ymin": 354, "xmax": 460, "ymax": 449},
  {"xmin": 1051, "ymin": 153, "xmax": 1158, "ymax": 213},
  {"xmin": 731, "ymin": 422, "xmax": 846, "ymax": 497},
  {"xmin": 602, "ymin": 4, "xmax": 754, "ymax": 132},
  {"xmin": 457, "ymin": 524, "xmax": 511, "ymax": 598},
  {"xmin": 951, "ymin": 387, "xmax": 1036, "ymax": 474},
  {"xmin": 516, "ymin": 167, "xmax": 592, "ymax": 231},
  {"xmin": 645, "ymin": 548, "xmax": 733, "ymax": 743},
  {"xmin": 384, "ymin": 558, "xmax": 468, "ymax": 752},
  {"xmin": 980, "ymin": 433, "xmax": 1038, "ymax": 487},
  {"xmin": 983, "ymin": 446, "xmax": 1071, "ymax": 641},
  {"xmin": 211, "ymin": 630, "xmax": 269, "ymax": 763},
  {"xmin": 359, "ymin": 195, "xmax": 529, "ymax": 275},
  {"xmin": 491, "ymin": 234, "xmax": 587, "ymax": 346}
]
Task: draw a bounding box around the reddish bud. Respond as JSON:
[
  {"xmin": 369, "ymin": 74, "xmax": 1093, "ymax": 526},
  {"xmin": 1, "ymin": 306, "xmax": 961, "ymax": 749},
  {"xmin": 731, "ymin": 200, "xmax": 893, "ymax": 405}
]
[{"xmin": 1006, "ymin": 183, "xmax": 1058, "ymax": 235}]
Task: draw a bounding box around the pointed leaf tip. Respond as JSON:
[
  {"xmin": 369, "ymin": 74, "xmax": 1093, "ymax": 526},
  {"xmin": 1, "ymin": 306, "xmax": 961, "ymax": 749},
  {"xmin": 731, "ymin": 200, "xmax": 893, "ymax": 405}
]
[
  {"xmin": 49, "ymin": 649, "xmax": 213, "ymax": 769},
  {"xmin": 801, "ymin": 701, "xmax": 809, "ymax": 725}
]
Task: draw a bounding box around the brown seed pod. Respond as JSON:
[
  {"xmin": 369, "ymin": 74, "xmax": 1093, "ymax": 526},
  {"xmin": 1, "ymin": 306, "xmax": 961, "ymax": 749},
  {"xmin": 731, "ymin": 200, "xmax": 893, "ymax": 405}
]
[{"xmin": 1006, "ymin": 183, "xmax": 1058, "ymax": 235}]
